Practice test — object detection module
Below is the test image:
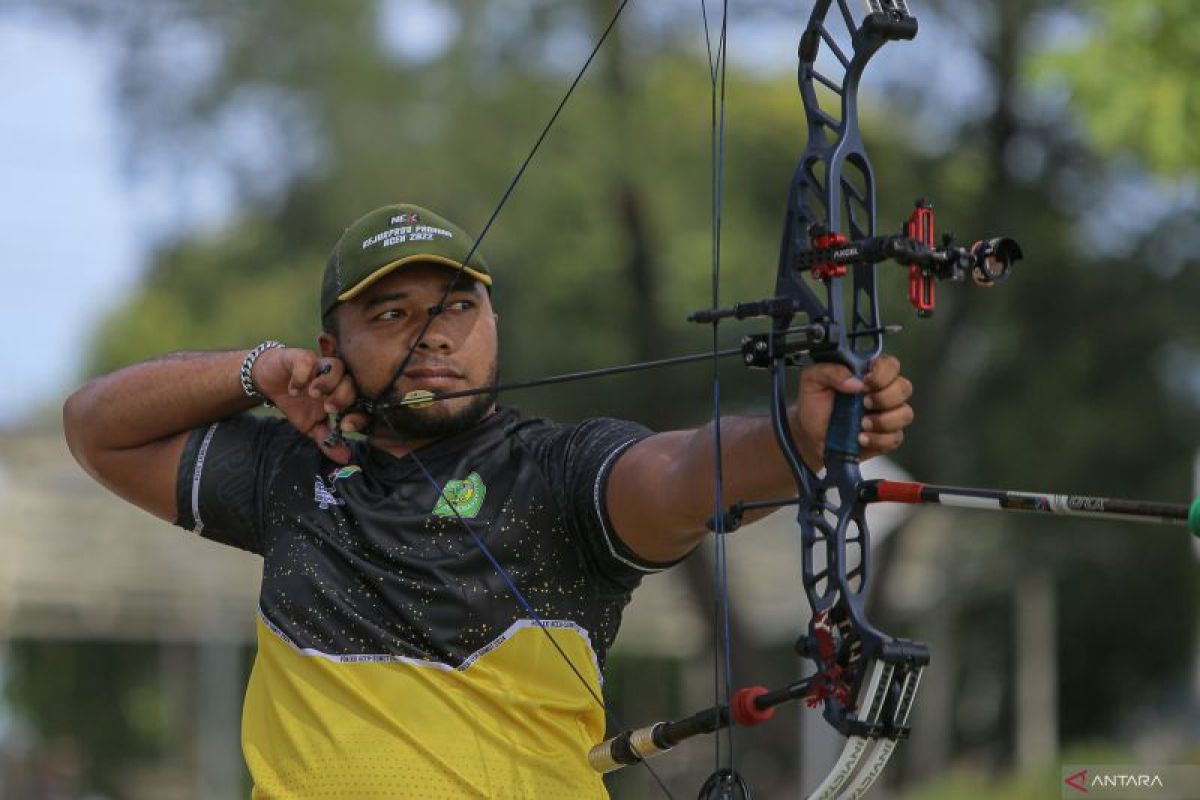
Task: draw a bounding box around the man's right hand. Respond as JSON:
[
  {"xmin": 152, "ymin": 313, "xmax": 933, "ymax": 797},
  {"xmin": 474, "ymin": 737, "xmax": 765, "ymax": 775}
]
[
  {"xmin": 252, "ymin": 348, "xmax": 370, "ymax": 465},
  {"xmin": 63, "ymin": 345, "xmax": 373, "ymax": 523}
]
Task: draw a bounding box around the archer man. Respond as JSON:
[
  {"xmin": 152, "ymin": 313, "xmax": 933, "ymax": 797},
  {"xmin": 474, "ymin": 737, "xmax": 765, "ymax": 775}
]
[{"xmin": 63, "ymin": 203, "xmax": 913, "ymax": 799}]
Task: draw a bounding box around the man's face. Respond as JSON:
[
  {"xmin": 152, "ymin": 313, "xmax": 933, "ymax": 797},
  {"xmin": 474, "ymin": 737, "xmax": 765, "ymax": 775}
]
[{"xmin": 320, "ymin": 263, "xmax": 499, "ymax": 442}]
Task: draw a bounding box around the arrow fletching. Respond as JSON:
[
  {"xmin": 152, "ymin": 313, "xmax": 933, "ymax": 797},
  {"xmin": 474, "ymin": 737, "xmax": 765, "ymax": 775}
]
[{"xmin": 400, "ymin": 390, "xmax": 436, "ymax": 408}]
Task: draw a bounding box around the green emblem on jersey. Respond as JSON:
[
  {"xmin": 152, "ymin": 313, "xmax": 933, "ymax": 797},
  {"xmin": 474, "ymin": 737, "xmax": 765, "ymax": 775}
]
[
  {"xmin": 330, "ymin": 465, "xmax": 362, "ymax": 482},
  {"xmin": 432, "ymin": 472, "xmax": 486, "ymax": 519}
]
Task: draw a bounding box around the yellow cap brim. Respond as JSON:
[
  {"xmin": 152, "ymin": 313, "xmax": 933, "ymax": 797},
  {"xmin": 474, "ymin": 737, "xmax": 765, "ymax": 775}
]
[{"xmin": 336, "ymin": 254, "xmax": 493, "ymax": 304}]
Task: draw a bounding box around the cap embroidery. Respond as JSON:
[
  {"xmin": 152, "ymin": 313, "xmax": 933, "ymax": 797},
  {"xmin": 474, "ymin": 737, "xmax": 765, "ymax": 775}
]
[{"xmin": 361, "ymin": 224, "xmax": 455, "ymax": 251}]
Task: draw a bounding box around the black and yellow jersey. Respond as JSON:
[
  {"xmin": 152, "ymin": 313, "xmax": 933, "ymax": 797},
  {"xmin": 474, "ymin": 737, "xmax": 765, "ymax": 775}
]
[{"xmin": 174, "ymin": 407, "xmax": 669, "ymax": 799}]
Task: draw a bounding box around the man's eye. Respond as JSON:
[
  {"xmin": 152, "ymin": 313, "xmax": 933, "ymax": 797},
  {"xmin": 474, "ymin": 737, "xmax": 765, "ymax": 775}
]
[
  {"xmin": 446, "ymin": 300, "xmax": 475, "ymax": 312},
  {"xmin": 378, "ymin": 309, "xmax": 407, "ymax": 321}
]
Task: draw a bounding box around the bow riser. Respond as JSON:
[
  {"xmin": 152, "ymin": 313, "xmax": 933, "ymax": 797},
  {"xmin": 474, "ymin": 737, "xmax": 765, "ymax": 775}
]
[{"xmin": 776, "ymin": 4, "xmax": 925, "ymax": 747}]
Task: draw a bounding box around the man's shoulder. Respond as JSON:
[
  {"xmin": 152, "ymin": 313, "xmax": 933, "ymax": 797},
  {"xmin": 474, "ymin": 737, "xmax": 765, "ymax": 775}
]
[
  {"xmin": 220, "ymin": 411, "xmax": 311, "ymax": 446},
  {"xmin": 503, "ymin": 409, "xmax": 653, "ymax": 456},
  {"xmin": 505, "ymin": 409, "xmax": 643, "ymax": 434},
  {"xmin": 202, "ymin": 411, "xmax": 323, "ymax": 472}
]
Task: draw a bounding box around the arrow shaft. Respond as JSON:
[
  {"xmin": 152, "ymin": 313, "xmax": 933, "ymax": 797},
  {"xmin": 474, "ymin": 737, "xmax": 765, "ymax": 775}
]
[
  {"xmin": 862, "ymin": 479, "xmax": 1197, "ymax": 529},
  {"xmin": 391, "ymin": 347, "xmax": 745, "ymax": 407}
]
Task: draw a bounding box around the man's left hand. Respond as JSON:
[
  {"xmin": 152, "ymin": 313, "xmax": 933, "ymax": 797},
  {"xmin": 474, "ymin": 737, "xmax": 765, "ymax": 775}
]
[{"xmin": 791, "ymin": 354, "xmax": 914, "ymax": 471}]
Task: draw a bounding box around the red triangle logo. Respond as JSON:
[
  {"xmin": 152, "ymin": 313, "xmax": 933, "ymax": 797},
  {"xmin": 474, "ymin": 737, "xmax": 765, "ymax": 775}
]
[{"xmin": 1064, "ymin": 768, "xmax": 1089, "ymax": 793}]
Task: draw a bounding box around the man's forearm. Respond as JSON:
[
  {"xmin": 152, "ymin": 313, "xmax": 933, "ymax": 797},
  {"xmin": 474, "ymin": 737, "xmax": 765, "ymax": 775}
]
[
  {"xmin": 609, "ymin": 361, "xmax": 910, "ymax": 562},
  {"xmin": 671, "ymin": 412, "xmax": 818, "ymax": 525},
  {"xmin": 63, "ymin": 350, "xmax": 255, "ymax": 457},
  {"xmin": 606, "ymin": 413, "xmax": 819, "ymax": 561}
]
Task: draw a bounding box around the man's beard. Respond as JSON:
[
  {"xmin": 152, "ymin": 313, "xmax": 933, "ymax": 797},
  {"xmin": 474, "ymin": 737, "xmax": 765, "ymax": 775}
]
[{"xmin": 375, "ymin": 357, "xmax": 499, "ymax": 441}]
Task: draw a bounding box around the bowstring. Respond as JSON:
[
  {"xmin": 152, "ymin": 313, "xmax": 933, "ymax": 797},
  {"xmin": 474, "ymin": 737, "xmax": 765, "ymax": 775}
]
[
  {"xmin": 701, "ymin": 0, "xmax": 735, "ymax": 780},
  {"xmin": 364, "ymin": 0, "xmax": 637, "ymax": 422},
  {"xmin": 403, "ymin": 449, "xmax": 676, "ymax": 798},
  {"xmin": 360, "ymin": 1, "xmax": 677, "ymax": 796}
]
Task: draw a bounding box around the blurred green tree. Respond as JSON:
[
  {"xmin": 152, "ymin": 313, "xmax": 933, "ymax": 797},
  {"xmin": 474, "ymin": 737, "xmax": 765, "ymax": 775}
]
[
  {"xmin": 6, "ymin": 0, "xmax": 1199, "ymax": 796},
  {"xmin": 1033, "ymin": 0, "xmax": 1200, "ymax": 177}
]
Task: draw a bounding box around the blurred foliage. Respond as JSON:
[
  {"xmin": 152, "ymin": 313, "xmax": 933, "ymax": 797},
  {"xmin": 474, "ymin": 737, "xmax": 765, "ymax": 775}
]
[
  {"xmin": 3, "ymin": 641, "xmax": 165, "ymax": 796},
  {"xmin": 1033, "ymin": 0, "xmax": 1200, "ymax": 177},
  {"xmin": 5, "ymin": 0, "xmax": 1200, "ymax": 796}
]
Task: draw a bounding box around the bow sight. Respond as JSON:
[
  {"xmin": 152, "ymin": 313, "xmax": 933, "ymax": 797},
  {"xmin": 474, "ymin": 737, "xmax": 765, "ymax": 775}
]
[{"xmin": 689, "ymin": 197, "xmax": 1026, "ymax": 365}]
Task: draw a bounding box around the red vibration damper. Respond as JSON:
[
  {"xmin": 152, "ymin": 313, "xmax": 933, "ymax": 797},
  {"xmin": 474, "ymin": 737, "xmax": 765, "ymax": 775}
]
[
  {"xmin": 731, "ymin": 686, "xmax": 775, "ymax": 726},
  {"xmin": 874, "ymin": 480, "xmax": 925, "ymax": 504}
]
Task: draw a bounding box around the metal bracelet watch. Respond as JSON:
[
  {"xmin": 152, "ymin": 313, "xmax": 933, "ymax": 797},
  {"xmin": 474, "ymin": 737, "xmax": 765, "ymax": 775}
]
[{"xmin": 239, "ymin": 340, "xmax": 285, "ymax": 406}]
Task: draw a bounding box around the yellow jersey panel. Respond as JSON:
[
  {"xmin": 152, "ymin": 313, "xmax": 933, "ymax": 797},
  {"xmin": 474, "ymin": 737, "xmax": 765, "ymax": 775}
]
[{"xmin": 243, "ymin": 616, "xmax": 609, "ymax": 799}]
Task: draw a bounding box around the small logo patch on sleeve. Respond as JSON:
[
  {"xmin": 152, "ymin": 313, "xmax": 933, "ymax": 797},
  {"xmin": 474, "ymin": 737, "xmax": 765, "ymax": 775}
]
[
  {"xmin": 314, "ymin": 478, "xmax": 345, "ymax": 510},
  {"xmin": 432, "ymin": 472, "xmax": 487, "ymax": 519},
  {"xmin": 329, "ymin": 465, "xmax": 363, "ymax": 482}
]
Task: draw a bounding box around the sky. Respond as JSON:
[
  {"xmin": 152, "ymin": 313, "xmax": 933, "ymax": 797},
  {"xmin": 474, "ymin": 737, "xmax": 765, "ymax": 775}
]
[
  {"xmin": 1, "ymin": 11, "xmax": 247, "ymax": 428},
  {"xmin": 0, "ymin": 19, "xmax": 147, "ymax": 426}
]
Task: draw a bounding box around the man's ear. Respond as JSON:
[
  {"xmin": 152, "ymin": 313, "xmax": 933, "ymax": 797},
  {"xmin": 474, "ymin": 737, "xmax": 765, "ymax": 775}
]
[{"xmin": 317, "ymin": 332, "xmax": 338, "ymax": 358}]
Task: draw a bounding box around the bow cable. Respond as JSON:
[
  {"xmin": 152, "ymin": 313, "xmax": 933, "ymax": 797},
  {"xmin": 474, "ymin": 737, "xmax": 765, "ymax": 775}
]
[{"xmin": 699, "ymin": 0, "xmax": 747, "ymax": 796}]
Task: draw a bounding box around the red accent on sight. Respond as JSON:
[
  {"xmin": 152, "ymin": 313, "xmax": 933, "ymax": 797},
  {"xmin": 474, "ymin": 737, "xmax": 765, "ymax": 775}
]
[
  {"xmin": 811, "ymin": 232, "xmax": 849, "ymax": 279},
  {"xmin": 874, "ymin": 480, "xmax": 926, "ymax": 504},
  {"xmin": 731, "ymin": 686, "xmax": 775, "ymax": 726},
  {"xmin": 906, "ymin": 202, "xmax": 936, "ymax": 313}
]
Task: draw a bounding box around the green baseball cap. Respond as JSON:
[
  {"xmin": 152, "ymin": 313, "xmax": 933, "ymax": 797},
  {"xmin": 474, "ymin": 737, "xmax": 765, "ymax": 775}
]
[{"xmin": 320, "ymin": 203, "xmax": 492, "ymax": 319}]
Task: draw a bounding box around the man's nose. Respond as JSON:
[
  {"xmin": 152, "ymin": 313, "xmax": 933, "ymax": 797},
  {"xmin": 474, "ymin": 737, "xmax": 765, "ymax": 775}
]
[
  {"xmin": 416, "ymin": 329, "xmax": 453, "ymax": 351},
  {"xmin": 417, "ymin": 307, "xmax": 454, "ymax": 350}
]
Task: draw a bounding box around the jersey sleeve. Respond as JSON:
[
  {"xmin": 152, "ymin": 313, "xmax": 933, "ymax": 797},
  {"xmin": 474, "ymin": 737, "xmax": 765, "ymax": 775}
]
[
  {"xmin": 173, "ymin": 413, "xmax": 298, "ymax": 555},
  {"xmin": 514, "ymin": 416, "xmax": 679, "ymax": 587}
]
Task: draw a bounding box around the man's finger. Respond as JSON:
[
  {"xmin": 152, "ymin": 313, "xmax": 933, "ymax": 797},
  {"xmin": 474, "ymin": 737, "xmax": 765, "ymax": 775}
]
[
  {"xmin": 859, "ymin": 429, "xmax": 904, "ymax": 458},
  {"xmin": 801, "ymin": 362, "xmax": 864, "ymax": 394},
  {"xmin": 863, "ymin": 354, "xmax": 902, "ymax": 390},
  {"xmin": 287, "ymin": 355, "xmax": 318, "ymax": 397},
  {"xmin": 322, "ymin": 379, "xmax": 360, "ymax": 415},
  {"xmin": 312, "ymin": 420, "xmax": 352, "ymax": 464},
  {"xmin": 861, "ymin": 404, "xmax": 914, "ymax": 434},
  {"xmin": 309, "ymin": 360, "xmax": 348, "ymax": 400},
  {"xmin": 863, "ymin": 376, "xmax": 912, "ymax": 412},
  {"xmin": 339, "ymin": 410, "xmax": 371, "ymax": 434}
]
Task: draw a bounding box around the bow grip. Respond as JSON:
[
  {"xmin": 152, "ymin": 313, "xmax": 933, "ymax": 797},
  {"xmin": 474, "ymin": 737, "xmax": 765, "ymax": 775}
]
[{"xmin": 826, "ymin": 391, "xmax": 865, "ymax": 463}]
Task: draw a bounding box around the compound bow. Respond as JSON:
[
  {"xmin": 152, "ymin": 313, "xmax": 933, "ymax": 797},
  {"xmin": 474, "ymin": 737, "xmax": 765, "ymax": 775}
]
[
  {"xmin": 343, "ymin": 2, "xmax": 1200, "ymax": 798},
  {"xmin": 579, "ymin": 2, "xmax": 1194, "ymax": 798},
  {"xmin": 592, "ymin": 2, "xmax": 1019, "ymax": 797}
]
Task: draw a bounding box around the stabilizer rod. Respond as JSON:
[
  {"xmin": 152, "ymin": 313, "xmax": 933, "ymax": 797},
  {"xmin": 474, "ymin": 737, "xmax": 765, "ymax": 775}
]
[{"xmin": 588, "ymin": 679, "xmax": 812, "ymax": 774}]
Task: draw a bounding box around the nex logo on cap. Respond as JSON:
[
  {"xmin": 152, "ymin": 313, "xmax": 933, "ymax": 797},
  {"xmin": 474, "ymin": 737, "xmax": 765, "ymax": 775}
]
[{"xmin": 390, "ymin": 213, "xmax": 421, "ymax": 225}]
